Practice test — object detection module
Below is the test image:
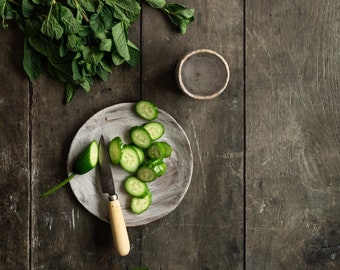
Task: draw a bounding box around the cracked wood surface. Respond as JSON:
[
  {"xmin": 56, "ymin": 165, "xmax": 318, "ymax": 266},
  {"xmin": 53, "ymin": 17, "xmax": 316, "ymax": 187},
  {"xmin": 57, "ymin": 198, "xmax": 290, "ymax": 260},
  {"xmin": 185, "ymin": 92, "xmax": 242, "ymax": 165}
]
[{"xmin": 0, "ymin": 0, "xmax": 339, "ymax": 269}]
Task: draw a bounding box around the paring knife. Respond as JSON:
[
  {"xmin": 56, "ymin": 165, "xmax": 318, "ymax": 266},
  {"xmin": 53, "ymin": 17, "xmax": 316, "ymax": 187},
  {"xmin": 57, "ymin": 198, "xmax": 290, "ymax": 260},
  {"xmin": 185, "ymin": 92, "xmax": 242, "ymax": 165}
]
[{"xmin": 98, "ymin": 135, "xmax": 130, "ymax": 256}]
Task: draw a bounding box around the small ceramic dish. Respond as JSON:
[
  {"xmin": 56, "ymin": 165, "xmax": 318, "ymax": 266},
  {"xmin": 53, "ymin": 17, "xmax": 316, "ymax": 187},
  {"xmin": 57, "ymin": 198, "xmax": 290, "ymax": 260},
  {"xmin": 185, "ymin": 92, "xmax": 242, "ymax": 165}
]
[{"xmin": 176, "ymin": 49, "xmax": 230, "ymax": 99}]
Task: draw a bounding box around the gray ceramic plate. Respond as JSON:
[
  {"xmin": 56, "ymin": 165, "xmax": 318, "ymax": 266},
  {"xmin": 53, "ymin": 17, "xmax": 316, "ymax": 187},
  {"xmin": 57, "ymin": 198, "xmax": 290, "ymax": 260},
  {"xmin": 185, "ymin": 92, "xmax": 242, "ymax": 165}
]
[{"xmin": 67, "ymin": 103, "xmax": 193, "ymax": 227}]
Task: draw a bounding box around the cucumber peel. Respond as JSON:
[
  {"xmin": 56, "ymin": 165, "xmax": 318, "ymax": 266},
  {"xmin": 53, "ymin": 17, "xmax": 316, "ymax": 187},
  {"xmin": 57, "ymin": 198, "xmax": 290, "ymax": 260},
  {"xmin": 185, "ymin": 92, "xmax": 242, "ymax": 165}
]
[
  {"xmin": 130, "ymin": 193, "xmax": 152, "ymax": 214},
  {"xmin": 40, "ymin": 140, "xmax": 98, "ymax": 198}
]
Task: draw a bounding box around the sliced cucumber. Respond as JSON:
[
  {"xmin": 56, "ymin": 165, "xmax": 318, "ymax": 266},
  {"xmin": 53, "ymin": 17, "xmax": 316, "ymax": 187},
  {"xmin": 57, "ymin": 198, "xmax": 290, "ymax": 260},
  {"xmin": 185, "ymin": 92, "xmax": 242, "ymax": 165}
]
[
  {"xmin": 135, "ymin": 100, "xmax": 158, "ymax": 120},
  {"xmin": 130, "ymin": 126, "xmax": 152, "ymax": 149},
  {"xmin": 131, "ymin": 145, "xmax": 145, "ymax": 164},
  {"xmin": 108, "ymin": 136, "xmax": 123, "ymax": 165},
  {"xmin": 147, "ymin": 142, "xmax": 166, "ymax": 159},
  {"xmin": 124, "ymin": 176, "xmax": 148, "ymax": 198},
  {"xmin": 120, "ymin": 146, "xmax": 140, "ymax": 173},
  {"xmin": 160, "ymin": 141, "xmax": 172, "ymax": 158},
  {"xmin": 143, "ymin": 122, "xmax": 164, "ymax": 140},
  {"xmin": 156, "ymin": 160, "xmax": 167, "ymax": 176},
  {"xmin": 136, "ymin": 158, "xmax": 167, "ymax": 182},
  {"xmin": 130, "ymin": 193, "xmax": 152, "ymax": 214},
  {"xmin": 73, "ymin": 140, "xmax": 99, "ymax": 175},
  {"xmin": 137, "ymin": 166, "xmax": 157, "ymax": 182}
]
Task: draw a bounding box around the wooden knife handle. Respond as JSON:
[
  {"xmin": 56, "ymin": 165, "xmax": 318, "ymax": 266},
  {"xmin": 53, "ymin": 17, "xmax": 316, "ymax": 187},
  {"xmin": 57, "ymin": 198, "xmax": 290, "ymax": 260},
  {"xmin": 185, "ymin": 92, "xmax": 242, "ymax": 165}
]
[{"xmin": 108, "ymin": 199, "xmax": 130, "ymax": 256}]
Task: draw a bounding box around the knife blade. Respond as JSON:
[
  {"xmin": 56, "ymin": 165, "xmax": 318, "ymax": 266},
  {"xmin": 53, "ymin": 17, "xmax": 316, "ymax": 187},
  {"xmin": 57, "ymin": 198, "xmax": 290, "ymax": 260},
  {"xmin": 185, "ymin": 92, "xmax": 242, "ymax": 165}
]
[{"xmin": 98, "ymin": 135, "xmax": 130, "ymax": 256}]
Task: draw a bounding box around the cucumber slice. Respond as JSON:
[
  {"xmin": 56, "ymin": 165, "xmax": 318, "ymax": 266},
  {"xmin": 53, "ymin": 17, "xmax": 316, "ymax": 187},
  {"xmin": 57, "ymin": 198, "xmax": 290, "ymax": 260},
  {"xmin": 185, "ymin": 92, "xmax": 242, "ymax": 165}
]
[
  {"xmin": 136, "ymin": 158, "xmax": 167, "ymax": 182},
  {"xmin": 137, "ymin": 166, "xmax": 158, "ymax": 182},
  {"xmin": 147, "ymin": 142, "xmax": 166, "ymax": 159},
  {"xmin": 73, "ymin": 140, "xmax": 99, "ymax": 175},
  {"xmin": 135, "ymin": 100, "xmax": 158, "ymax": 120},
  {"xmin": 129, "ymin": 126, "xmax": 152, "ymax": 149},
  {"xmin": 120, "ymin": 146, "xmax": 140, "ymax": 173},
  {"xmin": 160, "ymin": 141, "xmax": 172, "ymax": 158},
  {"xmin": 131, "ymin": 145, "xmax": 145, "ymax": 164},
  {"xmin": 143, "ymin": 122, "xmax": 164, "ymax": 140},
  {"xmin": 108, "ymin": 136, "xmax": 123, "ymax": 165},
  {"xmin": 156, "ymin": 160, "xmax": 167, "ymax": 176},
  {"xmin": 130, "ymin": 194, "xmax": 152, "ymax": 214},
  {"xmin": 124, "ymin": 176, "xmax": 148, "ymax": 198}
]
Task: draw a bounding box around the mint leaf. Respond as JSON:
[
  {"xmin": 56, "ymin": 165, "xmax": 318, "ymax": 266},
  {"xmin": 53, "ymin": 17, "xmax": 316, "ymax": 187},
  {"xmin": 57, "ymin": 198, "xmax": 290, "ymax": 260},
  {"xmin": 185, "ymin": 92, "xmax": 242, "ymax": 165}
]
[
  {"xmin": 111, "ymin": 50, "xmax": 125, "ymax": 66},
  {"xmin": 106, "ymin": 0, "xmax": 141, "ymax": 22},
  {"xmin": 22, "ymin": 0, "xmax": 35, "ymax": 18},
  {"xmin": 127, "ymin": 40, "xmax": 139, "ymax": 67},
  {"xmin": 112, "ymin": 22, "xmax": 130, "ymax": 61},
  {"xmin": 96, "ymin": 61, "xmax": 111, "ymax": 81},
  {"xmin": 1, "ymin": 0, "xmax": 194, "ymax": 103},
  {"xmin": 23, "ymin": 37, "xmax": 45, "ymax": 81},
  {"xmin": 71, "ymin": 54, "xmax": 82, "ymax": 81},
  {"xmin": 41, "ymin": 14, "xmax": 64, "ymax": 40},
  {"xmin": 59, "ymin": 37, "xmax": 69, "ymax": 57},
  {"xmin": 48, "ymin": 57, "xmax": 73, "ymax": 83},
  {"xmin": 65, "ymin": 83, "xmax": 75, "ymax": 104},
  {"xmin": 89, "ymin": 6, "xmax": 113, "ymax": 33},
  {"xmin": 144, "ymin": 0, "xmax": 166, "ymax": 9},
  {"xmin": 28, "ymin": 36, "xmax": 60, "ymax": 58},
  {"xmin": 59, "ymin": 5, "xmax": 82, "ymax": 34},
  {"xmin": 79, "ymin": 78, "xmax": 91, "ymax": 92},
  {"xmin": 82, "ymin": 46, "xmax": 104, "ymax": 65},
  {"xmin": 162, "ymin": 4, "xmax": 194, "ymax": 34},
  {"xmin": 77, "ymin": 0, "xmax": 97, "ymax": 13},
  {"xmin": 100, "ymin": 39, "xmax": 113, "ymax": 52},
  {"xmin": 22, "ymin": 17, "xmax": 42, "ymax": 36},
  {"xmin": 67, "ymin": 34, "xmax": 86, "ymax": 52}
]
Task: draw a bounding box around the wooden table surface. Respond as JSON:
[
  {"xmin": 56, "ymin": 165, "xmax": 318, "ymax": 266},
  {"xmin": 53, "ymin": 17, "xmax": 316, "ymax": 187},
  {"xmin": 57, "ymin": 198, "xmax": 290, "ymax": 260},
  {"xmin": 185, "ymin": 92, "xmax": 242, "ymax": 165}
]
[{"xmin": 0, "ymin": 1, "xmax": 339, "ymax": 269}]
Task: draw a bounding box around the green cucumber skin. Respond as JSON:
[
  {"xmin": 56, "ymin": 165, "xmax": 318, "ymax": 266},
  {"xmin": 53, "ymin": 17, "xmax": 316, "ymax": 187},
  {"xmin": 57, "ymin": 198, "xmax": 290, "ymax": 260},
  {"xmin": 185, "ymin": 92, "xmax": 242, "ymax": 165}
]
[
  {"xmin": 130, "ymin": 194, "xmax": 152, "ymax": 214},
  {"xmin": 120, "ymin": 146, "xmax": 140, "ymax": 173},
  {"xmin": 124, "ymin": 176, "xmax": 148, "ymax": 198},
  {"xmin": 129, "ymin": 126, "xmax": 152, "ymax": 149},
  {"xmin": 135, "ymin": 100, "xmax": 159, "ymax": 121},
  {"xmin": 143, "ymin": 122, "xmax": 164, "ymax": 140},
  {"xmin": 136, "ymin": 158, "xmax": 167, "ymax": 182},
  {"xmin": 108, "ymin": 136, "xmax": 123, "ymax": 165},
  {"xmin": 137, "ymin": 167, "xmax": 157, "ymax": 182},
  {"xmin": 72, "ymin": 140, "xmax": 98, "ymax": 175},
  {"xmin": 160, "ymin": 141, "xmax": 172, "ymax": 158},
  {"xmin": 147, "ymin": 142, "xmax": 166, "ymax": 159},
  {"xmin": 131, "ymin": 145, "xmax": 145, "ymax": 164},
  {"xmin": 42, "ymin": 140, "xmax": 98, "ymax": 198}
]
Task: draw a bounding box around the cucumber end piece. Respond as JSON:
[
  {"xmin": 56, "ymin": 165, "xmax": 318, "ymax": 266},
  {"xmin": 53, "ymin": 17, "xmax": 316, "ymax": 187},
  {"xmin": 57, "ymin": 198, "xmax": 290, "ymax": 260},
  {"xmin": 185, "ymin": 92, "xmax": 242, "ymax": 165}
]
[{"xmin": 72, "ymin": 140, "xmax": 98, "ymax": 175}]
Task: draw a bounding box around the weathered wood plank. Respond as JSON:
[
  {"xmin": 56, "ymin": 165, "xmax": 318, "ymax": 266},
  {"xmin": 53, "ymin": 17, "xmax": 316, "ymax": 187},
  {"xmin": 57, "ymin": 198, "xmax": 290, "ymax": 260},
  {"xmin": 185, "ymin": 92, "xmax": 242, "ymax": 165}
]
[
  {"xmin": 0, "ymin": 26, "xmax": 30, "ymax": 269},
  {"xmin": 141, "ymin": 1, "xmax": 244, "ymax": 269},
  {"xmin": 29, "ymin": 23, "xmax": 143, "ymax": 268},
  {"xmin": 246, "ymin": 0, "xmax": 340, "ymax": 269}
]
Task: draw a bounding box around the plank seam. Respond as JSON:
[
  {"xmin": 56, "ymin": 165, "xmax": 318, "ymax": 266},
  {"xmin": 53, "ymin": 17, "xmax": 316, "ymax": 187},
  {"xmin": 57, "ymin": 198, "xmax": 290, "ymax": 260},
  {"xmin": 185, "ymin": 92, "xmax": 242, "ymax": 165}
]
[
  {"xmin": 243, "ymin": 1, "xmax": 247, "ymax": 270},
  {"xmin": 28, "ymin": 81, "xmax": 33, "ymax": 270}
]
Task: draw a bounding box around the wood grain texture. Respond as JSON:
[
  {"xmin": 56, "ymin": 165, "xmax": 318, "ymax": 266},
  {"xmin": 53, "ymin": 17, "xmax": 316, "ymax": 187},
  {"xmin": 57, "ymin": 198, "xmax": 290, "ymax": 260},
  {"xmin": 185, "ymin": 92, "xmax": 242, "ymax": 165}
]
[
  {"xmin": 246, "ymin": 0, "xmax": 340, "ymax": 269},
  {"xmin": 1, "ymin": 1, "xmax": 339, "ymax": 269},
  {"xmin": 0, "ymin": 26, "xmax": 30, "ymax": 269},
  {"xmin": 140, "ymin": 0, "xmax": 244, "ymax": 269}
]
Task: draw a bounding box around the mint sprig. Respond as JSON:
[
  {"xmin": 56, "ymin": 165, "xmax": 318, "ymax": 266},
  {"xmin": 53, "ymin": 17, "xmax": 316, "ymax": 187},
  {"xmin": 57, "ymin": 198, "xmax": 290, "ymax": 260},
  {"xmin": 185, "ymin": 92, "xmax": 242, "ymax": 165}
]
[
  {"xmin": 0, "ymin": 0, "xmax": 195, "ymax": 104},
  {"xmin": 144, "ymin": 0, "xmax": 194, "ymax": 34}
]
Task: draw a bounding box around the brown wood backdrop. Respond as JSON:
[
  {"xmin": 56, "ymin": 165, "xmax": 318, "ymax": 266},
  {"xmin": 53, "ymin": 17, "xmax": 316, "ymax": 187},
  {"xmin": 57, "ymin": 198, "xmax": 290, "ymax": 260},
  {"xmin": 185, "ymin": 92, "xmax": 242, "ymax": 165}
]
[{"xmin": 0, "ymin": 0, "xmax": 338, "ymax": 269}]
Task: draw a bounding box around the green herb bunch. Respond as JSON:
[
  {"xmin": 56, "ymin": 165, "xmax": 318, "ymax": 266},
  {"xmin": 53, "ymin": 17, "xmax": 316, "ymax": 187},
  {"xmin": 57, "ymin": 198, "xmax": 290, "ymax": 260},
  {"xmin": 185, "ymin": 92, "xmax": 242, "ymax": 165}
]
[{"xmin": 0, "ymin": 0, "xmax": 194, "ymax": 103}]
